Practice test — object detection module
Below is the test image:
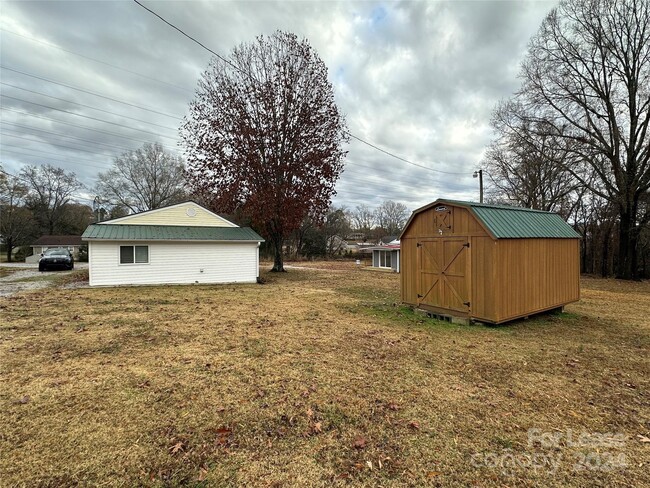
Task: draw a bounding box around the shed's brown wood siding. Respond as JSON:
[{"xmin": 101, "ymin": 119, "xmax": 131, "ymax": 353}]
[
  {"xmin": 494, "ymin": 238, "xmax": 580, "ymax": 322},
  {"xmin": 400, "ymin": 201, "xmax": 580, "ymax": 324},
  {"xmin": 400, "ymin": 238, "xmax": 417, "ymax": 304},
  {"xmin": 470, "ymin": 236, "xmax": 497, "ymax": 322}
]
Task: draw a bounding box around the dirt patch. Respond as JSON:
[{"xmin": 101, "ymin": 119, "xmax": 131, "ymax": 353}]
[{"xmin": 0, "ymin": 267, "xmax": 648, "ymax": 487}]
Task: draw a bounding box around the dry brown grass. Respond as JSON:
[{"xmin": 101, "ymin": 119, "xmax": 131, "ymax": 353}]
[{"xmin": 1, "ymin": 263, "xmax": 648, "ymax": 487}]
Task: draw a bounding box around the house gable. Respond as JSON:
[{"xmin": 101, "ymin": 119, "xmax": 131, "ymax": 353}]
[{"xmin": 100, "ymin": 202, "xmax": 237, "ymax": 228}]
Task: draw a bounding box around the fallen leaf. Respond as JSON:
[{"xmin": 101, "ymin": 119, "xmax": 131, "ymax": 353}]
[
  {"xmin": 14, "ymin": 395, "xmax": 30, "ymax": 404},
  {"xmin": 215, "ymin": 426, "xmax": 232, "ymax": 446},
  {"xmin": 387, "ymin": 402, "xmax": 399, "ymax": 411},
  {"xmin": 408, "ymin": 421, "xmax": 420, "ymax": 430},
  {"xmin": 312, "ymin": 422, "xmax": 322, "ymax": 434},
  {"xmin": 75, "ymin": 326, "xmax": 86, "ymax": 333},
  {"xmin": 169, "ymin": 441, "xmax": 184, "ymax": 454},
  {"xmin": 366, "ymin": 460, "xmax": 373, "ymax": 470},
  {"xmin": 353, "ymin": 436, "xmax": 367, "ymax": 449},
  {"xmin": 306, "ymin": 407, "xmax": 314, "ymax": 418},
  {"xmin": 637, "ymin": 434, "xmax": 650, "ymax": 443},
  {"xmin": 427, "ymin": 471, "xmax": 442, "ymax": 478}
]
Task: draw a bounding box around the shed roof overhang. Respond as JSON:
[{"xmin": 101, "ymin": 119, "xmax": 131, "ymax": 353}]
[{"xmin": 400, "ymin": 199, "xmax": 580, "ymax": 240}]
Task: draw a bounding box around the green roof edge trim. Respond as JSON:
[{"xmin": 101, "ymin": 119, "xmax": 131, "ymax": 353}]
[
  {"xmin": 82, "ymin": 224, "xmax": 264, "ymax": 242},
  {"xmin": 401, "ymin": 199, "xmax": 580, "ymax": 239}
]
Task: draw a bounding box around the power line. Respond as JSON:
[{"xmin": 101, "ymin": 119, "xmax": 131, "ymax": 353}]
[
  {"xmin": 131, "ymin": 0, "xmax": 469, "ymax": 177},
  {"xmin": 133, "ymin": 0, "xmax": 235, "ymax": 68},
  {"xmin": 1, "ymin": 94, "xmax": 179, "ymax": 140},
  {"xmin": 0, "ymin": 27, "xmax": 194, "ymax": 94},
  {"xmin": 1, "ymin": 145, "xmax": 113, "ymax": 169},
  {"xmin": 348, "ymin": 134, "xmax": 466, "ymax": 175},
  {"xmin": 0, "ymin": 65, "xmax": 182, "ymax": 120},
  {"xmin": 1, "ymin": 107, "xmax": 180, "ymax": 151},
  {"xmin": 0, "ymin": 131, "xmax": 119, "ymax": 158},
  {"xmin": 1, "ymin": 82, "xmax": 179, "ymax": 131},
  {"xmin": 1, "ymin": 122, "xmax": 141, "ymax": 152}
]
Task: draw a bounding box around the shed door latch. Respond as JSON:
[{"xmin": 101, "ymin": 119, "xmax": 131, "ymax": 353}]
[{"xmin": 463, "ymin": 242, "xmax": 470, "ymax": 248}]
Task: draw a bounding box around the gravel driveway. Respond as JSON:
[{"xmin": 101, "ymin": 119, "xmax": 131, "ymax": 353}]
[{"xmin": 0, "ymin": 263, "xmax": 88, "ymax": 298}]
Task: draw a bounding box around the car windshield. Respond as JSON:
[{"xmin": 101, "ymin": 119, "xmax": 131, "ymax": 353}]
[{"xmin": 44, "ymin": 249, "xmax": 69, "ymax": 256}]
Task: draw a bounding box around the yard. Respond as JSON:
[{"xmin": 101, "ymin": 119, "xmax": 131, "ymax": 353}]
[{"xmin": 1, "ymin": 263, "xmax": 648, "ymax": 487}]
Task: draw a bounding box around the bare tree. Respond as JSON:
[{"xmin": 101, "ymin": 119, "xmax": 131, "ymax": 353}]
[
  {"xmin": 513, "ymin": 0, "xmax": 650, "ymax": 279},
  {"xmin": 376, "ymin": 200, "xmax": 409, "ymax": 236},
  {"xmin": 322, "ymin": 207, "xmax": 351, "ymax": 256},
  {"xmin": 0, "ymin": 168, "xmax": 34, "ymax": 261},
  {"xmin": 484, "ymin": 101, "xmax": 581, "ymax": 215},
  {"xmin": 182, "ymin": 31, "xmax": 348, "ymax": 272},
  {"xmin": 350, "ymin": 204, "xmax": 376, "ymax": 233},
  {"xmin": 96, "ymin": 143, "xmax": 188, "ymax": 213},
  {"xmin": 21, "ymin": 164, "xmax": 82, "ymax": 235}
]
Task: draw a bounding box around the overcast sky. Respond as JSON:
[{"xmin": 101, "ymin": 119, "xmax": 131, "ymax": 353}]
[{"xmin": 0, "ymin": 0, "xmax": 556, "ymax": 212}]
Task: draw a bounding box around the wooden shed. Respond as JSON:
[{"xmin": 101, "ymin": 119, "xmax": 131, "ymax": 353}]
[{"xmin": 400, "ymin": 199, "xmax": 580, "ymax": 324}]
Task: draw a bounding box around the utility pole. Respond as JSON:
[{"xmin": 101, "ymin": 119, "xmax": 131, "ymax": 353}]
[{"xmin": 473, "ymin": 169, "xmax": 484, "ymax": 203}]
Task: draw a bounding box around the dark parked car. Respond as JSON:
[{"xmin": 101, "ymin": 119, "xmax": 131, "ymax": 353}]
[{"xmin": 39, "ymin": 248, "xmax": 74, "ymax": 271}]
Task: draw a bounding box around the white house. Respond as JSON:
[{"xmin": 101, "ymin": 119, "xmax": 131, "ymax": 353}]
[
  {"xmin": 369, "ymin": 240, "xmax": 400, "ymax": 273},
  {"xmin": 81, "ymin": 201, "xmax": 264, "ymax": 287}
]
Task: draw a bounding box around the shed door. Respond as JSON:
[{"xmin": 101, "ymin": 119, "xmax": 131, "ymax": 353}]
[{"xmin": 418, "ymin": 238, "xmax": 470, "ymax": 313}]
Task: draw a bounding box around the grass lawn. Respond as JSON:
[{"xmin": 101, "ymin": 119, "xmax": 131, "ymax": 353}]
[{"xmin": 1, "ymin": 263, "xmax": 648, "ymax": 487}]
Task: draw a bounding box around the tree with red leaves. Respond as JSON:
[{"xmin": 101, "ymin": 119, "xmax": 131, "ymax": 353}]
[{"xmin": 181, "ymin": 31, "xmax": 348, "ymax": 272}]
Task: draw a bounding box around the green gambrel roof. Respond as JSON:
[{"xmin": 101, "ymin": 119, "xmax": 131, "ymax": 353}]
[
  {"xmin": 405, "ymin": 200, "xmax": 580, "ymax": 239},
  {"xmin": 82, "ymin": 224, "xmax": 264, "ymax": 242}
]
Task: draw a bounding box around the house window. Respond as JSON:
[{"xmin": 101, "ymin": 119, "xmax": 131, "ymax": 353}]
[{"xmin": 120, "ymin": 245, "xmax": 149, "ymax": 264}]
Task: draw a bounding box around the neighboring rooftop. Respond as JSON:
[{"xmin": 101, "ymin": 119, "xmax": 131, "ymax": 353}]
[
  {"xmin": 82, "ymin": 224, "xmax": 264, "ymax": 242},
  {"xmin": 32, "ymin": 235, "xmax": 83, "ymax": 246}
]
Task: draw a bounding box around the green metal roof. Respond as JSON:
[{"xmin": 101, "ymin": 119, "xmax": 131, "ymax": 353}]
[
  {"xmin": 82, "ymin": 224, "xmax": 264, "ymax": 242},
  {"xmin": 403, "ymin": 199, "xmax": 580, "ymax": 239}
]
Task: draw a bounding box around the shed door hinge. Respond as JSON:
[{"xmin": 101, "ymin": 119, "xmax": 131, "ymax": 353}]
[
  {"xmin": 416, "ymin": 242, "xmax": 422, "ymax": 248},
  {"xmin": 464, "ymin": 242, "xmax": 470, "ymax": 248},
  {"xmin": 463, "ymin": 301, "xmax": 470, "ymax": 307},
  {"xmin": 417, "ymin": 294, "xmax": 423, "ymax": 298}
]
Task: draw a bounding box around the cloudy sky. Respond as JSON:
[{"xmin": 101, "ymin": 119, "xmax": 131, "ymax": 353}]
[{"xmin": 0, "ymin": 0, "xmax": 556, "ymax": 212}]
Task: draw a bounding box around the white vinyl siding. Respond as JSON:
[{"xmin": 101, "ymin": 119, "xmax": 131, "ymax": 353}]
[{"xmin": 88, "ymin": 241, "xmax": 259, "ymax": 286}]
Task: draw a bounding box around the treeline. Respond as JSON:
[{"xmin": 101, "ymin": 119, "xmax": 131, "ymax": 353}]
[
  {"xmin": 483, "ymin": 0, "xmax": 650, "ymax": 279},
  {"xmin": 281, "ymin": 200, "xmax": 409, "ymax": 259},
  {"xmin": 0, "ymin": 164, "xmax": 94, "ymax": 262}
]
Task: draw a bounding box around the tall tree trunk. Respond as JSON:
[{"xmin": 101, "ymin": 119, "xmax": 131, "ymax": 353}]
[
  {"xmin": 601, "ymin": 227, "xmax": 611, "ymax": 278},
  {"xmin": 270, "ymin": 234, "xmax": 285, "ymax": 272},
  {"xmin": 580, "ymin": 227, "xmax": 588, "ymax": 273},
  {"xmin": 616, "ymin": 207, "xmax": 637, "ymax": 279},
  {"xmin": 6, "ymin": 237, "xmax": 13, "ymax": 263}
]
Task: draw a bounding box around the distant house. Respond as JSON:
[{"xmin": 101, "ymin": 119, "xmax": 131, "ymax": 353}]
[
  {"xmin": 27, "ymin": 235, "xmax": 84, "ymax": 263},
  {"xmin": 369, "ymin": 239, "xmax": 400, "ymax": 273},
  {"xmin": 346, "ymin": 232, "xmax": 366, "ymax": 242},
  {"xmin": 378, "ymin": 235, "xmax": 398, "ymax": 245},
  {"xmin": 81, "ymin": 201, "xmax": 264, "ymax": 287}
]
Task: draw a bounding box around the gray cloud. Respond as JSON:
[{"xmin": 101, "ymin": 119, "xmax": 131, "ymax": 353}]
[{"xmin": 0, "ymin": 0, "xmax": 556, "ymax": 211}]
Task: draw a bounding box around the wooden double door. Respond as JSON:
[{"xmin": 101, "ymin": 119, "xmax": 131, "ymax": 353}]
[{"xmin": 417, "ymin": 237, "xmax": 470, "ymax": 313}]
